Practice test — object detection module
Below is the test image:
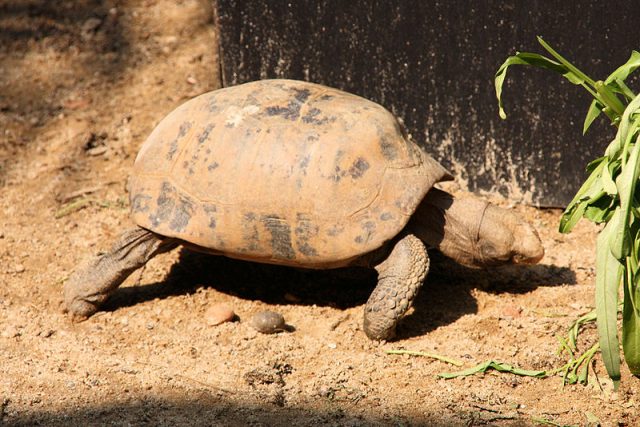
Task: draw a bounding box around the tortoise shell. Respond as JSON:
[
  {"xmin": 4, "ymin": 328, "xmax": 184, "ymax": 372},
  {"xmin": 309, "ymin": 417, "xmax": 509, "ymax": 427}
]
[{"xmin": 128, "ymin": 79, "xmax": 451, "ymax": 268}]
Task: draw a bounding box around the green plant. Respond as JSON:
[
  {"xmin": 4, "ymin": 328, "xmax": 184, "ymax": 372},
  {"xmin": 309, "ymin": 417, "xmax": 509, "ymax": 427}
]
[{"xmin": 495, "ymin": 37, "xmax": 640, "ymax": 387}]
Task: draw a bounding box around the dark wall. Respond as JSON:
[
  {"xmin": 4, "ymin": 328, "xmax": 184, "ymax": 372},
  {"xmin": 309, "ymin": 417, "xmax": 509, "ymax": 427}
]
[{"xmin": 216, "ymin": 0, "xmax": 639, "ymax": 207}]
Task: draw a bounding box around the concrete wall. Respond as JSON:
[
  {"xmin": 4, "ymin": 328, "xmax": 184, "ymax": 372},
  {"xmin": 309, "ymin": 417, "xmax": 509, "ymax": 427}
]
[{"xmin": 216, "ymin": 0, "xmax": 639, "ymax": 206}]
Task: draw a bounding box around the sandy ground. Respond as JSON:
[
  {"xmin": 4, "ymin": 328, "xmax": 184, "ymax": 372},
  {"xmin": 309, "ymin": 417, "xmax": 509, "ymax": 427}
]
[{"xmin": 0, "ymin": 1, "xmax": 638, "ymax": 425}]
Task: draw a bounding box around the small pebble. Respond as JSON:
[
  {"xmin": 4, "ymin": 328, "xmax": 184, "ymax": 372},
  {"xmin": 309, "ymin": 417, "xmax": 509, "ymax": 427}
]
[
  {"xmin": 86, "ymin": 146, "xmax": 107, "ymax": 156},
  {"xmin": 82, "ymin": 17, "xmax": 102, "ymax": 33},
  {"xmin": 249, "ymin": 310, "xmax": 286, "ymax": 334},
  {"xmin": 206, "ymin": 303, "xmax": 235, "ymax": 326}
]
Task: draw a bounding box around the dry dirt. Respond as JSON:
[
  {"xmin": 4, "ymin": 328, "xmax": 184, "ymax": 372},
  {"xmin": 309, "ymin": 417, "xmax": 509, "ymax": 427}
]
[{"xmin": 1, "ymin": 1, "xmax": 638, "ymax": 426}]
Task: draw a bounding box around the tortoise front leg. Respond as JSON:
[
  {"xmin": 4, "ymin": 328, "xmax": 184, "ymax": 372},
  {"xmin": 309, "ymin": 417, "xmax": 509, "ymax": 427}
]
[
  {"xmin": 64, "ymin": 227, "xmax": 178, "ymax": 318},
  {"xmin": 363, "ymin": 234, "xmax": 429, "ymax": 340}
]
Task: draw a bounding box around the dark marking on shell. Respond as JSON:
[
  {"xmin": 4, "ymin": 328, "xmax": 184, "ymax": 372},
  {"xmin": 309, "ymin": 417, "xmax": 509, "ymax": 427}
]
[
  {"xmin": 246, "ymin": 94, "xmax": 259, "ymax": 105},
  {"xmin": 302, "ymin": 107, "xmax": 321, "ymax": 124},
  {"xmin": 170, "ymin": 194, "xmax": 194, "ymax": 232},
  {"xmin": 148, "ymin": 182, "xmax": 194, "ymax": 232},
  {"xmin": 208, "ymin": 162, "xmax": 219, "ymax": 172},
  {"xmin": 167, "ymin": 122, "xmax": 193, "ymax": 161},
  {"xmin": 329, "ymin": 152, "xmax": 369, "ymax": 182},
  {"xmin": 330, "ymin": 166, "xmax": 342, "ymax": 182},
  {"xmin": 131, "ymin": 194, "xmax": 152, "ymax": 213},
  {"xmin": 293, "ymin": 88, "xmax": 311, "ymax": 103},
  {"xmin": 320, "ymin": 94, "xmax": 334, "ymax": 101},
  {"xmin": 262, "ymin": 215, "xmax": 295, "ymax": 260},
  {"xmin": 348, "ymin": 157, "xmax": 370, "ymax": 179},
  {"xmin": 203, "ymin": 204, "xmax": 217, "ymax": 230},
  {"xmin": 307, "ymin": 133, "xmax": 319, "ymax": 141},
  {"xmin": 379, "ymin": 135, "xmax": 398, "ymax": 160},
  {"xmin": 182, "ymin": 159, "xmax": 195, "ymax": 176},
  {"xmin": 356, "ymin": 220, "xmax": 376, "ymax": 245},
  {"xmin": 375, "ymin": 123, "xmax": 398, "ymax": 161},
  {"xmin": 326, "ymin": 224, "xmax": 344, "ymax": 236},
  {"xmin": 294, "ymin": 213, "xmax": 319, "ymax": 257},
  {"xmin": 266, "ymin": 103, "xmax": 301, "ymax": 121},
  {"xmin": 149, "ymin": 182, "xmax": 175, "ymax": 228},
  {"xmin": 241, "ymin": 212, "xmax": 260, "ymax": 252},
  {"xmin": 380, "ymin": 212, "xmax": 393, "ymax": 221},
  {"xmin": 197, "ymin": 123, "xmax": 215, "ymax": 145},
  {"xmin": 264, "ymin": 87, "xmax": 311, "ymax": 121},
  {"xmin": 329, "ymin": 150, "xmax": 346, "ymax": 182},
  {"xmin": 208, "ymin": 98, "xmax": 219, "ymax": 112},
  {"xmin": 298, "ymin": 242, "xmax": 318, "ymax": 257},
  {"xmin": 301, "ymin": 107, "xmax": 334, "ymax": 125},
  {"xmin": 298, "ymin": 155, "xmax": 310, "ymax": 174},
  {"xmin": 166, "ymin": 140, "xmax": 178, "ymax": 161}
]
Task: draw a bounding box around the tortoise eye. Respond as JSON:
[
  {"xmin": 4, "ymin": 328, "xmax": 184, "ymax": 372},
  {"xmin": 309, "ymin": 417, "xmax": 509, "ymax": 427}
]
[{"xmin": 480, "ymin": 242, "xmax": 497, "ymax": 259}]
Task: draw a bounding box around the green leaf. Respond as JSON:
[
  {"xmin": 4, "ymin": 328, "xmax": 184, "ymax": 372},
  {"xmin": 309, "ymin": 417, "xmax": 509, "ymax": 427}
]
[
  {"xmin": 495, "ymin": 52, "xmax": 584, "ymax": 119},
  {"xmin": 610, "ymin": 106, "xmax": 640, "ymax": 259},
  {"xmin": 560, "ymin": 160, "xmax": 607, "ymax": 233},
  {"xmin": 622, "ymin": 268, "xmax": 640, "ymax": 375},
  {"xmin": 612, "ymin": 78, "xmax": 636, "ymax": 102},
  {"xmin": 584, "ymin": 99, "xmax": 604, "ymax": 134},
  {"xmin": 385, "ymin": 349, "xmax": 463, "ymax": 366},
  {"xmin": 559, "ymin": 202, "xmax": 587, "ymax": 233},
  {"xmin": 595, "ymin": 81, "xmax": 625, "ymax": 117},
  {"xmin": 604, "ymin": 50, "xmax": 640, "ymax": 86},
  {"xmin": 584, "ymin": 194, "xmax": 615, "ymax": 223},
  {"xmin": 438, "ymin": 360, "xmax": 547, "ymax": 379},
  {"xmin": 596, "ymin": 219, "xmax": 622, "ymax": 387},
  {"xmin": 531, "ymin": 416, "xmax": 565, "ymax": 427},
  {"xmin": 602, "ymin": 162, "xmax": 618, "ymax": 195},
  {"xmin": 537, "ymin": 36, "xmax": 596, "ymax": 87},
  {"xmin": 586, "ymin": 156, "xmax": 607, "ymax": 173},
  {"xmin": 608, "ymin": 93, "xmax": 640, "ymax": 159}
]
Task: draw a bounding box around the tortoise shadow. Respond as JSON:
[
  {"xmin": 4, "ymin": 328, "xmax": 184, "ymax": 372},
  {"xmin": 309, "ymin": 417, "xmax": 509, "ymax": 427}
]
[
  {"xmin": 397, "ymin": 252, "xmax": 577, "ymax": 339},
  {"xmin": 105, "ymin": 248, "xmax": 576, "ymax": 338}
]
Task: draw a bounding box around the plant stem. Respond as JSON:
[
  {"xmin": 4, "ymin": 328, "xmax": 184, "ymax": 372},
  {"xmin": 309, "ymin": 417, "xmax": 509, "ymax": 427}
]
[{"xmin": 385, "ymin": 349, "xmax": 463, "ymax": 366}]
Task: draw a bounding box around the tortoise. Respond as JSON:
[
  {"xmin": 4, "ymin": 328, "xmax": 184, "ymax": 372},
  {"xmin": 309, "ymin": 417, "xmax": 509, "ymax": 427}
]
[{"xmin": 64, "ymin": 79, "xmax": 544, "ymax": 340}]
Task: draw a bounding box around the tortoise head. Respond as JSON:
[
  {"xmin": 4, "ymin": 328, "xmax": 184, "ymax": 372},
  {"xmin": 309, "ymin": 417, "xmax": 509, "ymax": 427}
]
[
  {"xmin": 472, "ymin": 204, "xmax": 544, "ymax": 267},
  {"xmin": 411, "ymin": 189, "xmax": 544, "ymax": 268}
]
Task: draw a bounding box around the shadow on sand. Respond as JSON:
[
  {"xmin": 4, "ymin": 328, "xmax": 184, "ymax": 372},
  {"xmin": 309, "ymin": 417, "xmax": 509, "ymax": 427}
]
[{"xmin": 104, "ymin": 248, "xmax": 575, "ymax": 339}]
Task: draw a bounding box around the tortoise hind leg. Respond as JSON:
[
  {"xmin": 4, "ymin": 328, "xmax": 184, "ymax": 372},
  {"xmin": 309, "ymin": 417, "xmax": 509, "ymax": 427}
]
[
  {"xmin": 363, "ymin": 234, "xmax": 429, "ymax": 340},
  {"xmin": 64, "ymin": 227, "xmax": 179, "ymax": 318}
]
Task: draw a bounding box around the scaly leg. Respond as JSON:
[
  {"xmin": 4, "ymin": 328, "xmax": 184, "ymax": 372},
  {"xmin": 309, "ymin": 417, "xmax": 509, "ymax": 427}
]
[
  {"xmin": 363, "ymin": 234, "xmax": 429, "ymax": 340},
  {"xmin": 64, "ymin": 227, "xmax": 178, "ymax": 318}
]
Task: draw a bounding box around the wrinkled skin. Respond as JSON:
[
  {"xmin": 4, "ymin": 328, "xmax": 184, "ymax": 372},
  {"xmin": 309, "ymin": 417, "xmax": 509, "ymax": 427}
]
[{"xmin": 409, "ymin": 188, "xmax": 544, "ymax": 268}]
